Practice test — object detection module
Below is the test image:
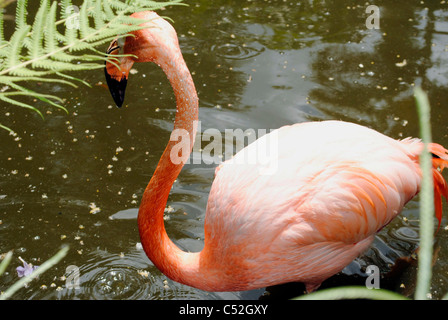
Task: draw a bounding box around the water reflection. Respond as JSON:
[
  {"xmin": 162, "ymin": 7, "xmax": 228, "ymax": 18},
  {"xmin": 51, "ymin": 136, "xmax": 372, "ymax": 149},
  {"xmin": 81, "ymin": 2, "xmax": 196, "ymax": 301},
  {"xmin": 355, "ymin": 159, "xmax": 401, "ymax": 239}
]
[{"xmin": 1, "ymin": 0, "xmax": 448, "ymax": 300}]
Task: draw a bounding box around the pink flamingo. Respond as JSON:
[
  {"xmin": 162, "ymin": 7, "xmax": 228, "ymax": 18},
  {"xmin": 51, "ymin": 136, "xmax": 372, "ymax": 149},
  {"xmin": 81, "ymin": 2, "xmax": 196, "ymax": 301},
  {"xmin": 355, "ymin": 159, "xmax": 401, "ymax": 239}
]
[{"xmin": 104, "ymin": 11, "xmax": 448, "ymax": 292}]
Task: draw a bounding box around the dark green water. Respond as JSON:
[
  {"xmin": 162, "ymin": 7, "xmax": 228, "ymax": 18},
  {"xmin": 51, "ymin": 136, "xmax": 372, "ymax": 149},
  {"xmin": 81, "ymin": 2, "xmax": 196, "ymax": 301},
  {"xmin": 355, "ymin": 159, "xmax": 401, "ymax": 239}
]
[{"xmin": 1, "ymin": 0, "xmax": 448, "ymax": 299}]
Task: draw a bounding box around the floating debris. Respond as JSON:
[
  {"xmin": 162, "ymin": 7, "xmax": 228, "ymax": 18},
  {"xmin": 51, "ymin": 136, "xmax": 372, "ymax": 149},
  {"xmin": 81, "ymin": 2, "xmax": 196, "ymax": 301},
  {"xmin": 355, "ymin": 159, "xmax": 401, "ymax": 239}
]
[
  {"xmin": 138, "ymin": 270, "xmax": 150, "ymax": 277},
  {"xmin": 89, "ymin": 203, "xmax": 101, "ymax": 214},
  {"xmin": 16, "ymin": 257, "xmax": 39, "ymax": 278},
  {"xmin": 164, "ymin": 205, "xmax": 174, "ymax": 213},
  {"xmin": 395, "ymin": 59, "xmax": 407, "ymax": 67}
]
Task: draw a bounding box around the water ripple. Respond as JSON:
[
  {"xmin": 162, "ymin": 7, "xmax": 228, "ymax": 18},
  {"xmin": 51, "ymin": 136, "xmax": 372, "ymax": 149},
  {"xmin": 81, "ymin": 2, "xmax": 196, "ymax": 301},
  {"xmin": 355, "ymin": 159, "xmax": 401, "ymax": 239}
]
[
  {"xmin": 88, "ymin": 266, "xmax": 146, "ymax": 300},
  {"xmin": 54, "ymin": 250, "xmax": 152, "ymax": 300},
  {"xmin": 210, "ymin": 43, "xmax": 265, "ymax": 60}
]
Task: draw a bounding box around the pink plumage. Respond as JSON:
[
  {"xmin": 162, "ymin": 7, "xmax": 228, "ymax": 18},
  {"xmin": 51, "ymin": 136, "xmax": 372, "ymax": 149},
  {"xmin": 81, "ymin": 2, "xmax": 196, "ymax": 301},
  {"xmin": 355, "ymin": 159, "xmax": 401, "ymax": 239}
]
[{"xmin": 104, "ymin": 12, "xmax": 448, "ymax": 293}]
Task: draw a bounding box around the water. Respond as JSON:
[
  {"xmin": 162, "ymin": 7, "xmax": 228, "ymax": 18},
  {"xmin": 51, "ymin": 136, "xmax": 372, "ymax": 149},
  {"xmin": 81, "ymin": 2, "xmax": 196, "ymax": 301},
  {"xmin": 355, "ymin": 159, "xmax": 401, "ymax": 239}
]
[{"xmin": 1, "ymin": 0, "xmax": 448, "ymax": 300}]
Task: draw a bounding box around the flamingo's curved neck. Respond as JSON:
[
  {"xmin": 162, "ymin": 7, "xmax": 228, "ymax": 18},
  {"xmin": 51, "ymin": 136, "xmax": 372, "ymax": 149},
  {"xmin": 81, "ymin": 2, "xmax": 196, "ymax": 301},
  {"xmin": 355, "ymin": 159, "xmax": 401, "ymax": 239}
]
[{"xmin": 137, "ymin": 40, "xmax": 204, "ymax": 287}]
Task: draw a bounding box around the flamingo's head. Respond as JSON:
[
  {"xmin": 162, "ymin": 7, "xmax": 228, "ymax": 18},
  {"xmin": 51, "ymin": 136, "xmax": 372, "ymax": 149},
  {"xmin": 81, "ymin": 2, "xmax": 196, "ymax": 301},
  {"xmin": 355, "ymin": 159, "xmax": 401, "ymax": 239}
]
[
  {"xmin": 104, "ymin": 11, "xmax": 180, "ymax": 108},
  {"xmin": 104, "ymin": 37, "xmax": 130, "ymax": 108}
]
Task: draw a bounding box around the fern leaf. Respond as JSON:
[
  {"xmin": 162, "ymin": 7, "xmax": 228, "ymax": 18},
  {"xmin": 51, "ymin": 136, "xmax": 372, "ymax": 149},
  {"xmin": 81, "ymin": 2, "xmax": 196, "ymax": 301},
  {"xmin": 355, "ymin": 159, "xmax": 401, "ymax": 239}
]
[
  {"xmin": 108, "ymin": 0, "xmax": 129, "ymax": 11},
  {"xmin": 93, "ymin": 0, "xmax": 106, "ymax": 30},
  {"xmin": 102, "ymin": 0, "xmax": 116, "ymax": 21},
  {"xmin": 6, "ymin": 81, "xmax": 67, "ymax": 111},
  {"xmin": 59, "ymin": 0, "xmax": 73, "ymax": 18},
  {"xmin": 6, "ymin": 67, "xmax": 53, "ymax": 77},
  {"xmin": 30, "ymin": 0, "xmax": 49, "ymax": 59},
  {"xmin": 44, "ymin": 2, "xmax": 58, "ymax": 52},
  {"xmin": 0, "ymin": 0, "xmax": 185, "ymax": 131},
  {"xmin": 6, "ymin": 25, "xmax": 30, "ymax": 68},
  {"xmin": 56, "ymin": 72, "xmax": 91, "ymax": 87},
  {"xmin": 0, "ymin": 95, "xmax": 44, "ymax": 119},
  {"xmin": 64, "ymin": 3, "xmax": 79, "ymax": 45},
  {"xmin": 79, "ymin": 1, "xmax": 93, "ymax": 39},
  {"xmin": 32, "ymin": 59, "xmax": 79, "ymax": 71},
  {"xmin": 0, "ymin": 75, "xmax": 78, "ymax": 88},
  {"xmin": 15, "ymin": 0, "xmax": 28, "ymax": 31},
  {"xmin": 0, "ymin": 7, "xmax": 4, "ymax": 44}
]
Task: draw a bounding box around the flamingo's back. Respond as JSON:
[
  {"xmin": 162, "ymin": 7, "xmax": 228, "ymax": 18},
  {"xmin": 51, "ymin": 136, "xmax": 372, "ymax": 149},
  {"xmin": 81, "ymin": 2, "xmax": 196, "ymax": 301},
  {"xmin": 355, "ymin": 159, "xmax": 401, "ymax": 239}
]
[{"xmin": 202, "ymin": 120, "xmax": 447, "ymax": 292}]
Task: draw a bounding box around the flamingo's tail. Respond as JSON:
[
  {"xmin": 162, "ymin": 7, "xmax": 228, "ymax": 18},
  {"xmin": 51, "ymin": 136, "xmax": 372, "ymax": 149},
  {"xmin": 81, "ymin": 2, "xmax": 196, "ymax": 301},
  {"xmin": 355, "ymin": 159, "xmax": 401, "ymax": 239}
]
[{"xmin": 429, "ymin": 143, "xmax": 448, "ymax": 230}]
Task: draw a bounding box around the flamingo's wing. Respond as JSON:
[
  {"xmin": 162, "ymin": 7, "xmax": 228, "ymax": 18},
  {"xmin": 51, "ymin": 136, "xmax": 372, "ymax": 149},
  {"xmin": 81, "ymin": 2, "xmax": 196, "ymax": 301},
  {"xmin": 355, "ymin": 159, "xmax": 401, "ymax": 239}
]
[{"xmin": 202, "ymin": 121, "xmax": 423, "ymax": 289}]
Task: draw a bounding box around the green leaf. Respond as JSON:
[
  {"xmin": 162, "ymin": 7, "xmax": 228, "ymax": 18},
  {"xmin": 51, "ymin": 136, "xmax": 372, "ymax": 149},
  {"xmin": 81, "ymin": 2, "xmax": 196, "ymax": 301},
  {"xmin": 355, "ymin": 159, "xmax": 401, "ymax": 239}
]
[
  {"xmin": 30, "ymin": 0, "xmax": 48, "ymax": 58},
  {"xmin": 6, "ymin": 25, "xmax": 31, "ymax": 68},
  {"xmin": 414, "ymin": 87, "xmax": 434, "ymax": 300},
  {"xmin": 0, "ymin": 94, "xmax": 45, "ymax": 119},
  {"xmin": 294, "ymin": 286, "xmax": 409, "ymax": 300},
  {"xmin": 0, "ymin": 0, "xmax": 185, "ymax": 131},
  {"xmin": 44, "ymin": 2, "xmax": 58, "ymax": 52},
  {"xmin": 0, "ymin": 6, "xmax": 4, "ymax": 44},
  {"xmin": 0, "ymin": 251, "xmax": 13, "ymax": 276},
  {"xmin": 15, "ymin": 0, "xmax": 29, "ymax": 31}
]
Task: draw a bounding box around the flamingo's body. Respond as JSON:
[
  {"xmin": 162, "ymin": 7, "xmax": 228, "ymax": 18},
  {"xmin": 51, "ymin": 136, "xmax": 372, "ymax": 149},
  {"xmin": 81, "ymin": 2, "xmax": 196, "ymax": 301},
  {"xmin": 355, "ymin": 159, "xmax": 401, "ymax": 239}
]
[{"xmin": 105, "ymin": 12, "xmax": 448, "ymax": 292}]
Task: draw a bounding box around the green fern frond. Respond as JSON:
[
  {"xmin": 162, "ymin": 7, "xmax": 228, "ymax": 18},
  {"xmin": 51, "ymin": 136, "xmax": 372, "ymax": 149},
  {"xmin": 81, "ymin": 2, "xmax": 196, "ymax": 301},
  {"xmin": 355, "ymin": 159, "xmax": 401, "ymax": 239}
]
[
  {"xmin": 0, "ymin": 0, "xmax": 185, "ymax": 132},
  {"xmin": 30, "ymin": 0, "xmax": 50, "ymax": 59},
  {"xmin": 0, "ymin": 75, "xmax": 79, "ymax": 87},
  {"xmin": 15, "ymin": 0, "xmax": 29, "ymax": 30},
  {"xmin": 0, "ymin": 95, "xmax": 44, "ymax": 119},
  {"xmin": 6, "ymin": 25, "xmax": 30, "ymax": 68},
  {"xmin": 0, "ymin": 6, "xmax": 5, "ymax": 44}
]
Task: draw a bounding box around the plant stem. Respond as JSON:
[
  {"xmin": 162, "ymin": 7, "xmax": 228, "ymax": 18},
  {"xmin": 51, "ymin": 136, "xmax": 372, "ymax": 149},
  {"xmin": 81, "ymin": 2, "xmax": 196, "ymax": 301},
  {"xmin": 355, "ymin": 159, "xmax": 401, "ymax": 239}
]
[
  {"xmin": 0, "ymin": 246, "xmax": 69, "ymax": 300},
  {"xmin": 413, "ymin": 86, "xmax": 434, "ymax": 300},
  {"xmin": 294, "ymin": 286, "xmax": 408, "ymax": 300}
]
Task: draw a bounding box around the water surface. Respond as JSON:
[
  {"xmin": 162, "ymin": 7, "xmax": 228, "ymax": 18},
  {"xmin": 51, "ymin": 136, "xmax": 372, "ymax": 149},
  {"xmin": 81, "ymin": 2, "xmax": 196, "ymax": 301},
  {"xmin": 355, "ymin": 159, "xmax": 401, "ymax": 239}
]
[{"xmin": 1, "ymin": 0, "xmax": 448, "ymax": 300}]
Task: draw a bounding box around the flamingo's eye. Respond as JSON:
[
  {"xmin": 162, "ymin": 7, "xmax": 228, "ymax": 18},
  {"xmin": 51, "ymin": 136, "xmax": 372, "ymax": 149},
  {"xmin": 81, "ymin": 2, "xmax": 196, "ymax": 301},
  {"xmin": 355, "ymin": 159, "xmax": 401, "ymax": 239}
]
[{"xmin": 107, "ymin": 44, "xmax": 120, "ymax": 55}]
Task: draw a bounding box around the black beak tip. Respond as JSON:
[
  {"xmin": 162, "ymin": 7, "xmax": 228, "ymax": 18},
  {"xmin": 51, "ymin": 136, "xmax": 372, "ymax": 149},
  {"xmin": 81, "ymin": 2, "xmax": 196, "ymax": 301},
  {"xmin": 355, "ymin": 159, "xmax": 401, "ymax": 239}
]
[{"xmin": 104, "ymin": 67, "xmax": 127, "ymax": 108}]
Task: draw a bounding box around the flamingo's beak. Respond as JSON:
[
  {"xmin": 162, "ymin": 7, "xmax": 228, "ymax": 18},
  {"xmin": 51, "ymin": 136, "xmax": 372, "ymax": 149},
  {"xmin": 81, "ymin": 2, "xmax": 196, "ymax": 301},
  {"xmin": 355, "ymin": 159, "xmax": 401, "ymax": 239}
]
[
  {"xmin": 104, "ymin": 67, "xmax": 127, "ymax": 108},
  {"xmin": 105, "ymin": 38, "xmax": 128, "ymax": 108}
]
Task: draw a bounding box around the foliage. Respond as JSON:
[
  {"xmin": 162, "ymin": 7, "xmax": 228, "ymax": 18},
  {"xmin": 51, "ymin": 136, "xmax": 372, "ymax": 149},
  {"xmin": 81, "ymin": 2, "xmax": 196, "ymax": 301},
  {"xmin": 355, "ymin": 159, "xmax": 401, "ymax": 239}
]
[{"xmin": 0, "ymin": 0, "xmax": 184, "ymax": 131}]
